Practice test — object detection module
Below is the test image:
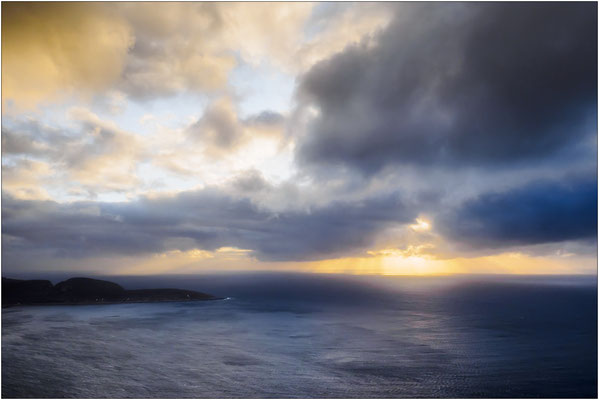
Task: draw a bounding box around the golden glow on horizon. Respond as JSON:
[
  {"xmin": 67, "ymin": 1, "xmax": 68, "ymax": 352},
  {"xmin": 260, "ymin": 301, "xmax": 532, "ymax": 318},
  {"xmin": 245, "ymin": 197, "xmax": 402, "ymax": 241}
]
[
  {"xmin": 109, "ymin": 246, "xmax": 596, "ymax": 277},
  {"xmin": 291, "ymin": 252, "xmax": 596, "ymax": 276}
]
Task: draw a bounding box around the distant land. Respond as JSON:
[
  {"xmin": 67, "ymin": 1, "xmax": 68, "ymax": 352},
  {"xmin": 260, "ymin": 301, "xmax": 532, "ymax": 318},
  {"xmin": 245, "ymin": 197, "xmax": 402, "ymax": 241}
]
[{"xmin": 2, "ymin": 277, "xmax": 221, "ymax": 307}]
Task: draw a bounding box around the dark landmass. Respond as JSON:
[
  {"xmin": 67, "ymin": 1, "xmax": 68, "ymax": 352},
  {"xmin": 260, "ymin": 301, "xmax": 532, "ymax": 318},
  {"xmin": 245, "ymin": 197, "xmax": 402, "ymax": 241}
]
[{"xmin": 2, "ymin": 277, "xmax": 220, "ymax": 307}]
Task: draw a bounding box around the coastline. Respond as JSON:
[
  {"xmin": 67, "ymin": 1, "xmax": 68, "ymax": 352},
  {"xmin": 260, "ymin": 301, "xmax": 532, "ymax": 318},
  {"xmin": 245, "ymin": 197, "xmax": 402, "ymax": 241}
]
[{"xmin": 2, "ymin": 297, "xmax": 225, "ymax": 309}]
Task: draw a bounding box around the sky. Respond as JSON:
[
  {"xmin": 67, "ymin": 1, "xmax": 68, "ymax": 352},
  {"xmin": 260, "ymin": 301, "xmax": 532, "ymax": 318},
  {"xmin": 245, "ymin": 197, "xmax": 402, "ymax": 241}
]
[{"xmin": 1, "ymin": 2, "xmax": 597, "ymax": 277}]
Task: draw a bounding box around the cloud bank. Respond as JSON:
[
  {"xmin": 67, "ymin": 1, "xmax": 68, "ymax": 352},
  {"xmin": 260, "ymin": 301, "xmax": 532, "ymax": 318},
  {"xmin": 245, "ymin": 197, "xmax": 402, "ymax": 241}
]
[
  {"xmin": 2, "ymin": 189, "xmax": 415, "ymax": 262},
  {"xmin": 1, "ymin": 2, "xmax": 596, "ymax": 274}
]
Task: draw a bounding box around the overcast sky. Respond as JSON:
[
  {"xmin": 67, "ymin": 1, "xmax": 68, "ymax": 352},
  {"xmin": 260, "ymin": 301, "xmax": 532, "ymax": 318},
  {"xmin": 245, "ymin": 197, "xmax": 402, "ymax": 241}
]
[{"xmin": 2, "ymin": 2, "xmax": 597, "ymax": 276}]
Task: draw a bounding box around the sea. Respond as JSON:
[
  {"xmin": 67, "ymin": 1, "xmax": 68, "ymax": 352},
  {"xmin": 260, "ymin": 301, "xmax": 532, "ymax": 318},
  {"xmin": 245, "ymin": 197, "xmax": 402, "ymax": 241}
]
[{"xmin": 2, "ymin": 273, "xmax": 597, "ymax": 398}]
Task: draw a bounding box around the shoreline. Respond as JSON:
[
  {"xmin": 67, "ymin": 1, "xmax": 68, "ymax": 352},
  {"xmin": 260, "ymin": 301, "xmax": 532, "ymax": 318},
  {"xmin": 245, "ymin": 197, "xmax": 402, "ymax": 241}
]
[{"xmin": 2, "ymin": 297, "xmax": 225, "ymax": 309}]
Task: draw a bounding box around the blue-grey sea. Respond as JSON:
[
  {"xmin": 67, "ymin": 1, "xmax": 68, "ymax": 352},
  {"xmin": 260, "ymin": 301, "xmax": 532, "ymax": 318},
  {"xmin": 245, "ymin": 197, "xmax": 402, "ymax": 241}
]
[{"xmin": 2, "ymin": 273, "xmax": 597, "ymax": 398}]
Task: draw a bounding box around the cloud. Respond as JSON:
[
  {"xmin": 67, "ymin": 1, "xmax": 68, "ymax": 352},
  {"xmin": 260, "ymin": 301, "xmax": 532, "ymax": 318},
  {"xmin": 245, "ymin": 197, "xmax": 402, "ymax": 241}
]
[
  {"xmin": 2, "ymin": 3, "xmax": 397, "ymax": 107},
  {"xmin": 1, "ymin": 188, "xmax": 416, "ymax": 264},
  {"xmin": 116, "ymin": 3, "xmax": 235, "ymax": 99},
  {"xmin": 243, "ymin": 111, "xmax": 285, "ymax": 128},
  {"xmin": 2, "ymin": 101, "xmax": 289, "ymax": 200},
  {"xmin": 2, "ymin": 2, "xmax": 133, "ymax": 109},
  {"xmin": 117, "ymin": 2, "xmax": 388, "ymax": 98},
  {"xmin": 1, "ymin": 159, "xmax": 53, "ymax": 200},
  {"xmin": 62, "ymin": 108, "xmax": 144, "ymax": 191},
  {"xmin": 186, "ymin": 98, "xmax": 244, "ymax": 153},
  {"xmin": 2, "ymin": 3, "xmax": 596, "ymax": 275},
  {"xmin": 295, "ymin": 3, "xmax": 597, "ymax": 173},
  {"xmin": 2, "ymin": 126, "xmax": 49, "ymax": 156},
  {"xmin": 295, "ymin": 3, "xmax": 393, "ymax": 72},
  {"xmin": 184, "ymin": 97, "xmax": 288, "ymax": 161},
  {"xmin": 438, "ymin": 175, "xmax": 597, "ymax": 249},
  {"xmin": 2, "ymin": 109, "xmax": 144, "ymax": 197},
  {"xmin": 229, "ymin": 169, "xmax": 270, "ymax": 193}
]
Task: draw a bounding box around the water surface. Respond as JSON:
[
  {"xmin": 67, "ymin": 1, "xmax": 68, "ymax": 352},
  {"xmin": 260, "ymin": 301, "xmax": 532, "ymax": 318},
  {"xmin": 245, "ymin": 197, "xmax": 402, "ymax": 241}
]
[{"xmin": 2, "ymin": 274, "xmax": 596, "ymax": 398}]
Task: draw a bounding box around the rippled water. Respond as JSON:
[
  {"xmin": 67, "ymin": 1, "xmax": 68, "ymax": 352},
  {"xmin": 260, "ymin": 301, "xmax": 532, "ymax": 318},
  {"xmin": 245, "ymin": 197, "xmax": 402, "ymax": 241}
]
[{"xmin": 2, "ymin": 274, "xmax": 597, "ymax": 398}]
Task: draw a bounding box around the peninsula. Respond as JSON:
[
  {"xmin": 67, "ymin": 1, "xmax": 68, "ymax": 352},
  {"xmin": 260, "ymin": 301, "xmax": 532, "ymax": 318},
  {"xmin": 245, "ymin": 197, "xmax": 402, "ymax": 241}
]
[{"xmin": 2, "ymin": 277, "xmax": 220, "ymax": 307}]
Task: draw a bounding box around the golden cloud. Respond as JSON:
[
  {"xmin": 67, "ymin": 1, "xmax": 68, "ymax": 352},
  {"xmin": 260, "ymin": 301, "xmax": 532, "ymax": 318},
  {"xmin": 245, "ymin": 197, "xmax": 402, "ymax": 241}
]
[
  {"xmin": 2, "ymin": 2, "xmax": 133, "ymax": 109},
  {"xmin": 2, "ymin": 2, "xmax": 393, "ymax": 108}
]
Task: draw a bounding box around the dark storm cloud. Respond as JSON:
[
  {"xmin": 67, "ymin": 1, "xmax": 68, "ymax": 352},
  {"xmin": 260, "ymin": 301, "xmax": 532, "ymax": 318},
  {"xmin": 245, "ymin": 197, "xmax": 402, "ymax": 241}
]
[
  {"xmin": 296, "ymin": 2, "xmax": 597, "ymax": 172},
  {"xmin": 2, "ymin": 188, "xmax": 416, "ymax": 262},
  {"xmin": 438, "ymin": 175, "xmax": 597, "ymax": 249}
]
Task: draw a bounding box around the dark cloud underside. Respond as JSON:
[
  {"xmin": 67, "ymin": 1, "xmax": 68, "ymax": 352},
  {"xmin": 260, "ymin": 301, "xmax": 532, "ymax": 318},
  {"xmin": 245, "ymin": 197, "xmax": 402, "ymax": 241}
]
[
  {"xmin": 297, "ymin": 3, "xmax": 597, "ymax": 172},
  {"xmin": 2, "ymin": 189, "xmax": 416, "ymax": 262},
  {"xmin": 438, "ymin": 175, "xmax": 597, "ymax": 249}
]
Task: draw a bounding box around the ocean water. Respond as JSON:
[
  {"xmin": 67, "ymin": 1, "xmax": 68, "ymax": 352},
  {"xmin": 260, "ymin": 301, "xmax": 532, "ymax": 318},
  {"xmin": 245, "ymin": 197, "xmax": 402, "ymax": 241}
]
[{"xmin": 2, "ymin": 274, "xmax": 597, "ymax": 398}]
